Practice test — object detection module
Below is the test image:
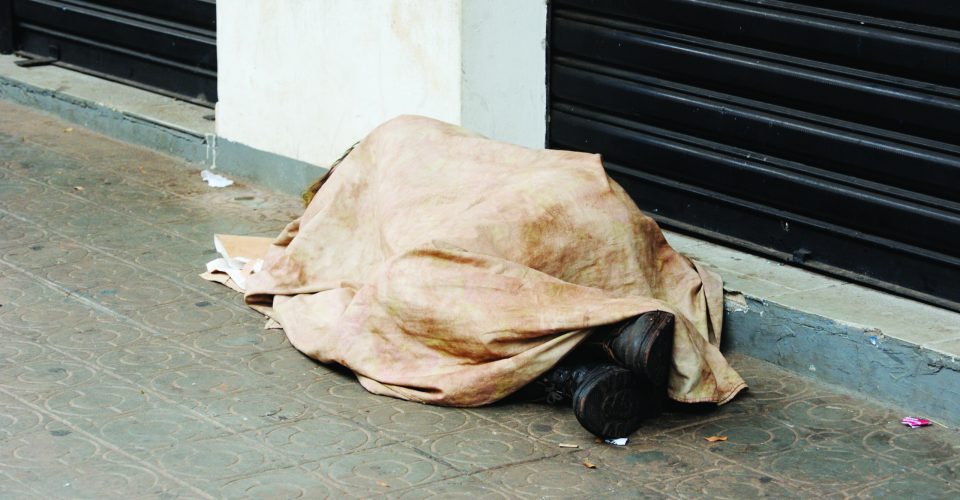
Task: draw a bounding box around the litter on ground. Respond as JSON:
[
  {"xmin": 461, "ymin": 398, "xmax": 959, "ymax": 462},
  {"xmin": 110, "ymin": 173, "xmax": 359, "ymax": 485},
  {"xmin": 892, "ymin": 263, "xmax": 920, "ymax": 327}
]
[{"xmin": 201, "ymin": 169, "xmax": 234, "ymax": 187}]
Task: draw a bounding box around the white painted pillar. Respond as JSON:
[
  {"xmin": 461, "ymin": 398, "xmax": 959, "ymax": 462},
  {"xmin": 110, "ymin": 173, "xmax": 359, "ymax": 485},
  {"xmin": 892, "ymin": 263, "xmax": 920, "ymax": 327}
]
[
  {"xmin": 216, "ymin": 0, "xmax": 548, "ymax": 168},
  {"xmin": 461, "ymin": 0, "xmax": 548, "ymax": 150}
]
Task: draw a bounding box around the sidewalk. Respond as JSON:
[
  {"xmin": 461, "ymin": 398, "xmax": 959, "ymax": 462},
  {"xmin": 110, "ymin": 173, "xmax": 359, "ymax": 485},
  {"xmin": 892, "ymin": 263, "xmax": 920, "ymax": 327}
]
[{"xmin": 1, "ymin": 100, "xmax": 958, "ymax": 498}]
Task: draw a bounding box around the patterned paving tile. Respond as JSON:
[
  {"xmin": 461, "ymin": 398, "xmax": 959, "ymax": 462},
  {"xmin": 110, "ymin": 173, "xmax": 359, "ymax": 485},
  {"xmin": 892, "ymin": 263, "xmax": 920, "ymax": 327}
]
[
  {"xmin": 647, "ymin": 463, "xmax": 805, "ymax": 499},
  {"xmin": 180, "ymin": 322, "xmax": 291, "ymax": 357},
  {"xmin": 190, "ymin": 388, "xmax": 316, "ymax": 433},
  {"xmin": 93, "ymin": 337, "xmax": 207, "ymax": 378},
  {"xmin": 771, "ymin": 392, "xmax": 901, "ymax": 433},
  {"xmin": 94, "ymin": 404, "xmax": 233, "ymax": 458},
  {"xmin": 850, "ymin": 473, "xmax": 960, "ymax": 499},
  {"xmin": 32, "ymin": 248, "xmax": 195, "ymax": 313},
  {"xmin": 144, "ymin": 434, "xmax": 291, "ymax": 487},
  {"xmin": 474, "ymin": 453, "xmax": 663, "ymax": 499},
  {"xmin": 0, "ymin": 213, "xmax": 48, "ymax": 251},
  {"xmin": 0, "ymin": 356, "xmax": 100, "ymax": 396},
  {"xmin": 470, "ymin": 400, "xmax": 597, "ymax": 445},
  {"xmin": 80, "ymin": 224, "xmax": 193, "ymax": 256},
  {"xmin": 856, "ymin": 422, "xmax": 960, "ymax": 466},
  {"xmin": 393, "ymin": 475, "xmax": 512, "ymax": 499},
  {"xmin": 928, "ymin": 458, "xmax": 960, "ymax": 485},
  {"xmin": 52, "ymin": 204, "xmax": 145, "ymax": 241},
  {"xmin": 80, "ymin": 274, "xmax": 194, "ymax": 314},
  {"xmin": 237, "ymin": 347, "xmax": 332, "ymax": 388},
  {"xmin": 8, "ymin": 459, "xmax": 186, "ymax": 499},
  {"xmin": 308, "ymin": 443, "xmax": 460, "ymax": 494},
  {"xmin": 0, "ymin": 178, "xmax": 78, "ymax": 222},
  {"xmin": 290, "ymin": 367, "xmax": 392, "ymax": 415},
  {"xmin": 244, "ymin": 411, "xmax": 394, "ymax": 463},
  {"xmin": 759, "ymin": 444, "xmax": 904, "ymax": 494},
  {"xmin": 129, "ymin": 241, "xmax": 223, "ymax": 284},
  {"xmin": 0, "ymin": 392, "xmax": 49, "ymax": 439},
  {"xmin": 128, "ymin": 299, "xmax": 256, "ymax": 337},
  {"xmin": 678, "ymin": 414, "xmax": 803, "ymax": 459},
  {"xmin": 41, "ymin": 379, "xmax": 162, "ymax": 429},
  {"xmin": 0, "ymin": 428, "xmax": 105, "ymax": 471},
  {"xmin": 579, "ymin": 433, "xmax": 730, "ymax": 484},
  {"xmin": 0, "ymin": 279, "xmax": 100, "ymax": 332},
  {"xmin": 158, "ymin": 214, "xmax": 285, "ymax": 245},
  {"xmin": 0, "ymin": 272, "xmax": 49, "ymax": 307},
  {"xmin": 414, "ymin": 422, "xmax": 563, "ymax": 473},
  {"xmin": 217, "ymin": 466, "xmax": 344, "ymax": 499},
  {"xmin": 31, "ymin": 314, "xmax": 150, "ymax": 362},
  {"xmin": 1, "ymin": 239, "xmax": 94, "ymax": 272},
  {"xmin": 0, "ymin": 471, "xmax": 45, "ymax": 499},
  {"xmin": 83, "ymin": 186, "xmax": 188, "ymax": 224},
  {"xmin": 0, "ymin": 333, "xmax": 48, "ymax": 365},
  {"xmin": 146, "ymin": 362, "xmax": 276, "ymax": 406},
  {"xmin": 352, "ymin": 400, "xmax": 491, "ymax": 440},
  {"xmin": 2, "ymin": 102, "xmax": 959, "ymax": 498}
]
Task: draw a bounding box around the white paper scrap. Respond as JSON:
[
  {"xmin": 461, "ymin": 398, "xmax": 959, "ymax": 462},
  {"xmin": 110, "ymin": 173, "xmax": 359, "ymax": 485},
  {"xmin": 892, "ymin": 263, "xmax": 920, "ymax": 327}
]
[
  {"xmin": 201, "ymin": 169, "xmax": 234, "ymax": 187},
  {"xmin": 604, "ymin": 438, "xmax": 628, "ymax": 446},
  {"xmin": 204, "ymin": 235, "xmax": 262, "ymax": 291}
]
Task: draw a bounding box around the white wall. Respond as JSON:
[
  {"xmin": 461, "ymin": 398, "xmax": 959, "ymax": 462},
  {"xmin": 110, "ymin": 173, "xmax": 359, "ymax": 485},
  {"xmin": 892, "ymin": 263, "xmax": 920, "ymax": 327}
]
[
  {"xmin": 461, "ymin": 0, "xmax": 547, "ymax": 150},
  {"xmin": 216, "ymin": 0, "xmax": 463, "ymax": 167},
  {"xmin": 217, "ymin": 0, "xmax": 548, "ymax": 168}
]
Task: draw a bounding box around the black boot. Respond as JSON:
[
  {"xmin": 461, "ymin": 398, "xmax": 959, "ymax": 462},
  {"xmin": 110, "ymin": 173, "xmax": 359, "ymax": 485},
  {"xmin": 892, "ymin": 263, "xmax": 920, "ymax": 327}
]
[
  {"xmin": 517, "ymin": 361, "xmax": 660, "ymax": 438},
  {"xmin": 590, "ymin": 311, "xmax": 675, "ymax": 389}
]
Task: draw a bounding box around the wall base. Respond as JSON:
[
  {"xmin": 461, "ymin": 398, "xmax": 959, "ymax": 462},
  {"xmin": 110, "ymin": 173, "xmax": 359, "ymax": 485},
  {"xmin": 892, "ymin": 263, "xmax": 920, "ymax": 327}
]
[{"xmin": 0, "ymin": 54, "xmax": 323, "ymax": 197}]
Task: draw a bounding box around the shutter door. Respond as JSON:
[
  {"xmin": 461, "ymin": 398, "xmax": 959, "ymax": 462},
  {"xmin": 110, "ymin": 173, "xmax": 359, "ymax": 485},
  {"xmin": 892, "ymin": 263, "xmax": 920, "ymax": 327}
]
[
  {"xmin": 3, "ymin": 0, "xmax": 216, "ymax": 106},
  {"xmin": 549, "ymin": 0, "xmax": 960, "ymax": 312}
]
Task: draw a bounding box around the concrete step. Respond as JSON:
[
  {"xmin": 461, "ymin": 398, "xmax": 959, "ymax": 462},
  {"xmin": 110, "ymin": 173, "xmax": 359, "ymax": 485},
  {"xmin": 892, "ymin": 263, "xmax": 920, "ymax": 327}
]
[
  {"xmin": 667, "ymin": 231, "xmax": 960, "ymax": 426},
  {"xmin": 0, "ymin": 54, "xmax": 320, "ymax": 196}
]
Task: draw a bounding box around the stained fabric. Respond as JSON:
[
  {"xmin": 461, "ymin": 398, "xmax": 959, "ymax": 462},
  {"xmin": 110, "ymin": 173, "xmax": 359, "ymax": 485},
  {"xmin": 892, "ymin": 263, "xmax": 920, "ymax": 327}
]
[{"xmin": 217, "ymin": 115, "xmax": 746, "ymax": 407}]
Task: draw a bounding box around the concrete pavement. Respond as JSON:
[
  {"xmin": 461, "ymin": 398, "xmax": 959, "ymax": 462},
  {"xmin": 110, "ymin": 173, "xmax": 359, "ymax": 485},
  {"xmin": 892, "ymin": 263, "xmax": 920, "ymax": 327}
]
[{"xmin": 1, "ymin": 101, "xmax": 958, "ymax": 498}]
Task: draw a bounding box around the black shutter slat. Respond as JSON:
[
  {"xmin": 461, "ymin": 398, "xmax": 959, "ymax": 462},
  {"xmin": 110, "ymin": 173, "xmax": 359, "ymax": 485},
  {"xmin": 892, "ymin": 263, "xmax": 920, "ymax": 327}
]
[
  {"xmin": 9, "ymin": 0, "xmax": 216, "ymax": 106},
  {"xmin": 549, "ymin": 0, "xmax": 960, "ymax": 311}
]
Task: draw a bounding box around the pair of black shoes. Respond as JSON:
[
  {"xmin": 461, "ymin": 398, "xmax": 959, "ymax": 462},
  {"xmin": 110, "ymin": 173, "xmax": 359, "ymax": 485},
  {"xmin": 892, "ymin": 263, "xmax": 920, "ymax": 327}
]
[{"xmin": 517, "ymin": 311, "xmax": 675, "ymax": 438}]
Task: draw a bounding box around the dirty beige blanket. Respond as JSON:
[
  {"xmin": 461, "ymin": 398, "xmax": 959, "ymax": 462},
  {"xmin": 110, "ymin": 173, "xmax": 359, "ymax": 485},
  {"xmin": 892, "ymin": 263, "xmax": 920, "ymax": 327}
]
[{"xmin": 222, "ymin": 115, "xmax": 746, "ymax": 407}]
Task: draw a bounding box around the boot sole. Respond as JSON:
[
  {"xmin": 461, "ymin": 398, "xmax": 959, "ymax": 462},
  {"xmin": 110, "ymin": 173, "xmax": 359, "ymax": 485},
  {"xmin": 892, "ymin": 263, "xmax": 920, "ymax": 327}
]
[
  {"xmin": 602, "ymin": 311, "xmax": 675, "ymax": 389},
  {"xmin": 572, "ymin": 365, "xmax": 650, "ymax": 438},
  {"xmin": 636, "ymin": 311, "xmax": 674, "ymax": 389}
]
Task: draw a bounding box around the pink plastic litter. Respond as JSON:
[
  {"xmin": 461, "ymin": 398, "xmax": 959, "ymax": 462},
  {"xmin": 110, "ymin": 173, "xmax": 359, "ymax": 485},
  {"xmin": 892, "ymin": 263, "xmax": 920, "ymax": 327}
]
[{"xmin": 900, "ymin": 417, "xmax": 931, "ymax": 428}]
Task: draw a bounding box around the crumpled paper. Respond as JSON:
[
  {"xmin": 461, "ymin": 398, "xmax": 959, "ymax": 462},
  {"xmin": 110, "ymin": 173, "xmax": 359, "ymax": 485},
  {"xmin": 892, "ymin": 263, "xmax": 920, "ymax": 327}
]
[
  {"xmin": 901, "ymin": 416, "xmax": 931, "ymax": 428},
  {"xmin": 201, "ymin": 169, "xmax": 234, "ymax": 188},
  {"xmin": 202, "ymin": 234, "xmax": 272, "ymax": 291}
]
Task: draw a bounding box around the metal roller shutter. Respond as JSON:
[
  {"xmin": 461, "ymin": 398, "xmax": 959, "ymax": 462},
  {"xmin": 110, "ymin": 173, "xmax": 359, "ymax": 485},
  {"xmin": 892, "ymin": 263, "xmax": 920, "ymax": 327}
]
[
  {"xmin": 549, "ymin": 0, "xmax": 960, "ymax": 312},
  {"xmin": 1, "ymin": 0, "xmax": 216, "ymax": 106}
]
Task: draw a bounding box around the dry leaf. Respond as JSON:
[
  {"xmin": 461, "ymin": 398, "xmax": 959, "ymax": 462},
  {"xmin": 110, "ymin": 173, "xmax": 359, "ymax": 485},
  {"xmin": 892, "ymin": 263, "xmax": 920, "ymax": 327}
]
[
  {"xmin": 705, "ymin": 435, "xmax": 728, "ymax": 442},
  {"xmin": 558, "ymin": 443, "xmax": 579, "ymax": 448},
  {"xmin": 582, "ymin": 459, "xmax": 597, "ymax": 469}
]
